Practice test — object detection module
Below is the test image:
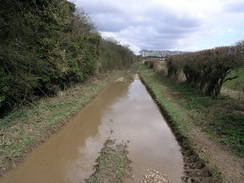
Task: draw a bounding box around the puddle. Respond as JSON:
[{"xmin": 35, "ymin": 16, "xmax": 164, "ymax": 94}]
[{"xmin": 0, "ymin": 77, "xmax": 184, "ymax": 183}]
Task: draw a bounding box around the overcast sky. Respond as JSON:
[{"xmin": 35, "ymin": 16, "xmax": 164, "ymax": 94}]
[{"xmin": 70, "ymin": 0, "xmax": 244, "ymax": 53}]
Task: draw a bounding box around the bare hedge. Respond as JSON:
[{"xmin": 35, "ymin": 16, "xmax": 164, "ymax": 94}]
[{"xmin": 166, "ymin": 43, "xmax": 244, "ymax": 97}]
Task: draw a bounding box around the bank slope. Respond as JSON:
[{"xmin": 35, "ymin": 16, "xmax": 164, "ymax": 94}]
[{"xmin": 139, "ymin": 65, "xmax": 244, "ymax": 183}]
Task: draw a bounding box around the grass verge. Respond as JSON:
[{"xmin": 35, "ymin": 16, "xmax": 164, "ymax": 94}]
[
  {"xmin": 140, "ymin": 65, "xmax": 243, "ymax": 157},
  {"xmin": 224, "ymin": 68, "xmax": 244, "ymax": 91},
  {"xmin": 222, "ymin": 68, "xmax": 244, "ymax": 100},
  {"xmin": 139, "ymin": 65, "xmax": 224, "ymax": 183},
  {"xmin": 0, "ymin": 68, "xmax": 136, "ymax": 176}
]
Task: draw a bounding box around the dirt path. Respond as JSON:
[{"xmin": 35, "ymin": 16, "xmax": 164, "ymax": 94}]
[
  {"xmin": 189, "ymin": 126, "xmax": 244, "ymax": 183},
  {"xmin": 166, "ymin": 88, "xmax": 244, "ymax": 183},
  {"xmin": 166, "ymin": 86, "xmax": 244, "ymax": 183}
]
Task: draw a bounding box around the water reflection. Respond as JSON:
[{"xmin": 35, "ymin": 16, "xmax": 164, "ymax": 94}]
[{"xmin": 0, "ymin": 79, "xmax": 184, "ymax": 183}]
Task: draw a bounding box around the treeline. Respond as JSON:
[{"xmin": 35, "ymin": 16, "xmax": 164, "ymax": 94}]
[
  {"xmin": 0, "ymin": 0, "xmax": 135, "ymax": 115},
  {"xmin": 166, "ymin": 42, "xmax": 244, "ymax": 97},
  {"xmin": 99, "ymin": 39, "xmax": 135, "ymax": 71}
]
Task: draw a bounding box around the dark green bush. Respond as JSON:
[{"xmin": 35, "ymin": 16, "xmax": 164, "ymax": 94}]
[
  {"xmin": 0, "ymin": 0, "xmax": 135, "ymax": 116},
  {"xmin": 166, "ymin": 44, "xmax": 244, "ymax": 97},
  {"xmin": 99, "ymin": 39, "xmax": 135, "ymax": 72}
]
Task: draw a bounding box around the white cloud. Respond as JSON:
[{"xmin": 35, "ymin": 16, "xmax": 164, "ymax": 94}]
[
  {"xmin": 227, "ymin": 28, "xmax": 234, "ymax": 33},
  {"xmin": 70, "ymin": 0, "xmax": 244, "ymax": 53}
]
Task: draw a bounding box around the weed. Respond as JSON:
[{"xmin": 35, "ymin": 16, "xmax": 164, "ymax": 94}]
[
  {"xmin": 140, "ymin": 65, "xmax": 243, "ymax": 156},
  {"xmin": 85, "ymin": 139, "xmax": 132, "ymax": 183}
]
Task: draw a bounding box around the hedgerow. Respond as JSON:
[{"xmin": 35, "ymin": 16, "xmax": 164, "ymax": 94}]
[
  {"xmin": 166, "ymin": 43, "xmax": 244, "ymax": 97},
  {"xmin": 0, "ymin": 0, "xmax": 135, "ymax": 115}
]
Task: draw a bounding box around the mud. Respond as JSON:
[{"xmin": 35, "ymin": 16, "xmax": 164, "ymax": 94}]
[
  {"xmin": 85, "ymin": 139, "xmax": 132, "ymax": 183},
  {"xmin": 140, "ymin": 75, "xmax": 222, "ymax": 183},
  {"xmin": 0, "ymin": 77, "xmax": 184, "ymax": 183}
]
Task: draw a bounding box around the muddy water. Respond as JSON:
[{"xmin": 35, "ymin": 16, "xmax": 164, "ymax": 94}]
[{"xmin": 0, "ymin": 77, "xmax": 184, "ymax": 183}]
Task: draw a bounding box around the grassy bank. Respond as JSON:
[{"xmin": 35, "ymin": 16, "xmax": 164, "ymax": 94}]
[
  {"xmin": 0, "ymin": 69, "xmax": 135, "ymax": 175},
  {"xmin": 139, "ymin": 65, "xmax": 244, "ymax": 182},
  {"xmin": 85, "ymin": 139, "xmax": 132, "ymax": 183},
  {"xmin": 140, "ymin": 65, "xmax": 243, "ymax": 157},
  {"xmin": 224, "ymin": 68, "xmax": 244, "ymax": 89},
  {"xmin": 139, "ymin": 67, "xmax": 222, "ymax": 183}
]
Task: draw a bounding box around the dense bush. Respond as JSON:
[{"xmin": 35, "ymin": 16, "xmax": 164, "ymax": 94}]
[
  {"xmin": 99, "ymin": 39, "xmax": 135, "ymax": 71},
  {"xmin": 166, "ymin": 43, "xmax": 244, "ymax": 97},
  {"xmin": 0, "ymin": 0, "xmax": 135, "ymax": 115}
]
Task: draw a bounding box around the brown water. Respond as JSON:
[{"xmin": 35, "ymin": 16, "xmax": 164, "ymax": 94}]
[{"xmin": 0, "ymin": 77, "xmax": 184, "ymax": 183}]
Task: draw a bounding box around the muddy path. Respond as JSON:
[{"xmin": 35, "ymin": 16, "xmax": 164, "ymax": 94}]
[{"xmin": 0, "ymin": 76, "xmax": 184, "ymax": 183}]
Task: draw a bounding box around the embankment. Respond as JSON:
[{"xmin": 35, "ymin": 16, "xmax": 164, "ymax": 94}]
[{"xmin": 139, "ymin": 65, "xmax": 244, "ymax": 183}]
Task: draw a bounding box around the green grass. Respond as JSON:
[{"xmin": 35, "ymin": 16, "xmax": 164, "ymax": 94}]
[
  {"xmin": 0, "ymin": 69, "xmax": 134, "ymax": 174},
  {"xmin": 85, "ymin": 139, "xmax": 131, "ymax": 183},
  {"xmin": 139, "ymin": 65, "xmax": 223, "ymax": 182},
  {"xmin": 139, "ymin": 65, "xmax": 244, "ymax": 157},
  {"xmin": 224, "ymin": 68, "xmax": 244, "ymax": 91}
]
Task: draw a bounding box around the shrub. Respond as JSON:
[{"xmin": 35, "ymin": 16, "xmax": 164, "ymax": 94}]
[
  {"xmin": 0, "ymin": 0, "xmax": 135, "ymax": 116},
  {"xmin": 166, "ymin": 43, "xmax": 244, "ymax": 97}
]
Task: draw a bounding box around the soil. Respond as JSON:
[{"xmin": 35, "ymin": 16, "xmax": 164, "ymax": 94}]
[
  {"xmin": 141, "ymin": 169, "xmax": 170, "ymax": 183},
  {"xmin": 115, "ymin": 77, "xmax": 125, "ymax": 82},
  {"xmin": 85, "ymin": 139, "xmax": 132, "ymax": 183},
  {"xmin": 189, "ymin": 127, "xmax": 244, "ymax": 183},
  {"xmin": 166, "ymin": 92, "xmax": 244, "ymax": 183},
  {"xmin": 0, "ymin": 76, "xmax": 184, "ymax": 183},
  {"xmin": 0, "ymin": 72, "xmax": 126, "ymax": 177},
  {"xmin": 164, "ymin": 84, "xmax": 244, "ymax": 183},
  {"xmin": 221, "ymin": 87, "xmax": 244, "ymax": 101},
  {"xmin": 140, "ymin": 74, "xmax": 244, "ymax": 183}
]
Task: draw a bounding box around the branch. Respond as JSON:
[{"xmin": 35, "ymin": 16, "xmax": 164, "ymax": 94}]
[{"xmin": 223, "ymin": 75, "xmax": 238, "ymax": 83}]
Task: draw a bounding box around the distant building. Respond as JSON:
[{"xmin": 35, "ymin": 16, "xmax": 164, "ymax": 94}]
[{"xmin": 140, "ymin": 50, "xmax": 184, "ymax": 58}]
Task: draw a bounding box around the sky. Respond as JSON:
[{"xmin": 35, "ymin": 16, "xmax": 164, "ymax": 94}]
[{"xmin": 70, "ymin": 0, "xmax": 244, "ymax": 53}]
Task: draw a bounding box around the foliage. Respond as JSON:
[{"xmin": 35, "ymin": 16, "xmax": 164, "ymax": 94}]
[
  {"xmin": 166, "ymin": 43, "xmax": 244, "ymax": 97},
  {"xmin": 0, "ymin": 0, "xmax": 135, "ymax": 115},
  {"xmin": 139, "ymin": 65, "xmax": 223, "ymax": 182},
  {"xmin": 140, "ymin": 65, "xmax": 244, "ymax": 156},
  {"xmin": 224, "ymin": 67, "xmax": 244, "ymax": 92},
  {"xmin": 99, "ymin": 39, "xmax": 135, "ymax": 72}
]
